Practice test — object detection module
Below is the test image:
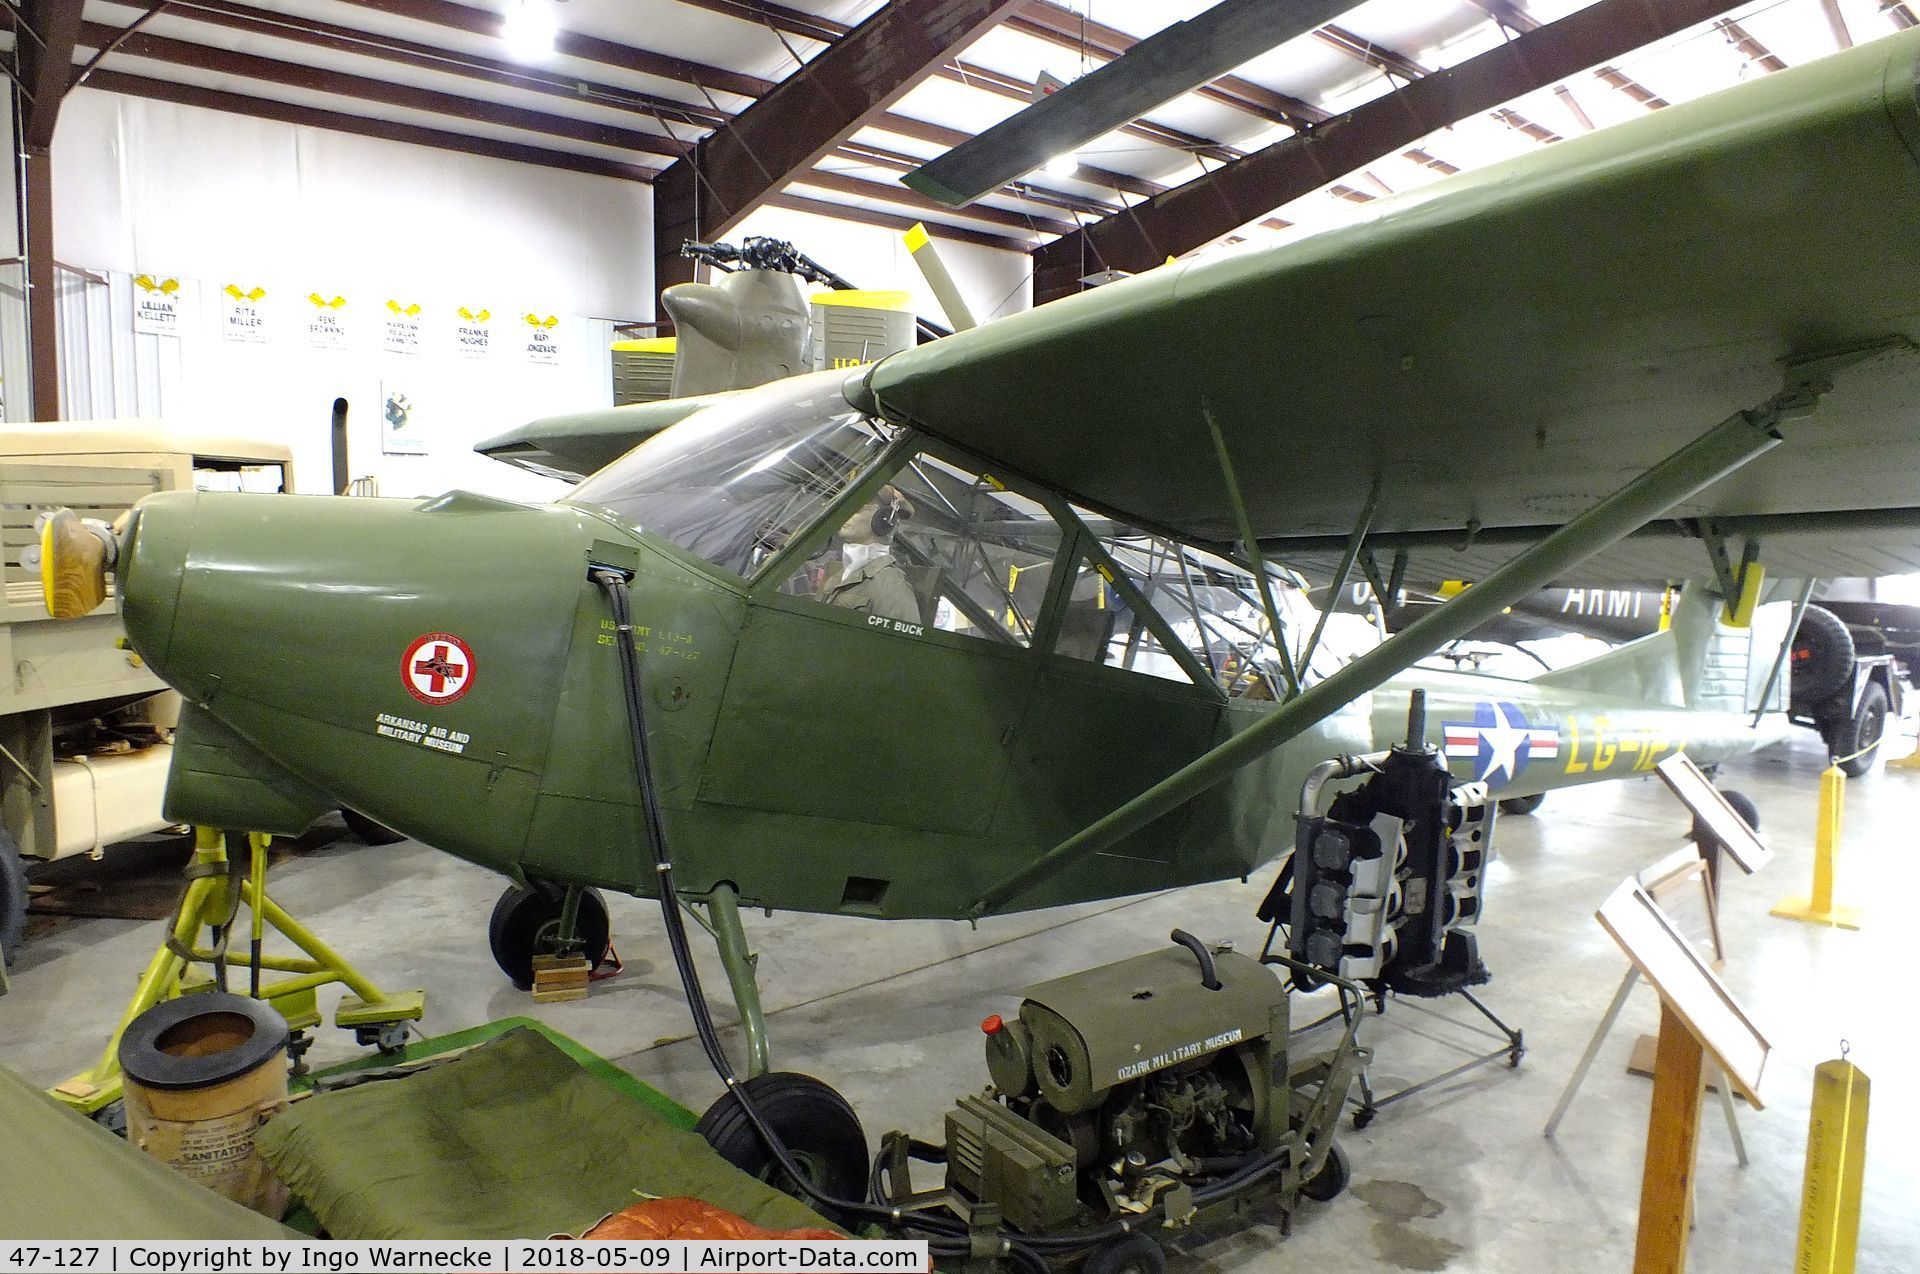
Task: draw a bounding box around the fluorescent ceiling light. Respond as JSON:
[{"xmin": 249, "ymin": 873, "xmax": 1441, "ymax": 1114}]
[
  {"xmin": 501, "ymin": 0, "xmax": 557, "ymax": 61},
  {"xmin": 1045, "ymin": 152, "xmax": 1080, "ymax": 178}
]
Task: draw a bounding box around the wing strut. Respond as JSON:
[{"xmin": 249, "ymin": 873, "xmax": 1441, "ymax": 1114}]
[
  {"xmin": 1204, "ymin": 398, "xmax": 1300, "ymax": 696},
  {"xmin": 966, "ymin": 339, "xmax": 1910, "ymax": 918}
]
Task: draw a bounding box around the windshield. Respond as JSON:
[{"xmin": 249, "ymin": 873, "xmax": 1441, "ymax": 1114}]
[{"xmin": 565, "ymin": 371, "xmax": 892, "ymax": 577}]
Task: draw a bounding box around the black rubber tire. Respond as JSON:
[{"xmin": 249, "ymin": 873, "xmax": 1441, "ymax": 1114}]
[
  {"xmin": 694, "ymin": 1072, "xmax": 869, "ymax": 1208},
  {"xmin": 1, "ymin": 833, "xmax": 27, "ymax": 966},
  {"xmin": 1692, "ymin": 789, "xmax": 1760, "ymax": 849},
  {"xmin": 1301, "ymin": 1142, "xmax": 1351, "ymax": 1203},
  {"xmin": 1836, "ymin": 681, "xmax": 1890, "ymax": 778},
  {"xmin": 1498, "ymin": 792, "xmax": 1546, "ymax": 816},
  {"xmin": 1083, "ymin": 1235, "xmax": 1166, "ymax": 1274},
  {"xmin": 1791, "ymin": 606, "xmax": 1856, "ymax": 706},
  {"xmin": 486, "ymin": 883, "xmax": 611, "ymax": 990},
  {"xmin": 341, "ymin": 809, "xmax": 405, "ymax": 846}
]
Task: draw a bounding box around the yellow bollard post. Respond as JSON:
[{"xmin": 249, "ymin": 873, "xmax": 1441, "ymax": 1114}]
[
  {"xmin": 1886, "ymin": 739, "xmax": 1920, "ymax": 771},
  {"xmin": 1794, "ymin": 1054, "xmax": 1870, "ymax": 1274},
  {"xmin": 1772, "ymin": 766, "xmax": 1864, "ymax": 929}
]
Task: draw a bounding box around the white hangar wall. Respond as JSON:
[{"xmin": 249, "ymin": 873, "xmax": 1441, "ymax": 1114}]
[
  {"xmin": 39, "ymin": 90, "xmax": 1036, "ymax": 501},
  {"xmin": 47, "ymin": 88, "xmax": 653, "ymax": 501}
]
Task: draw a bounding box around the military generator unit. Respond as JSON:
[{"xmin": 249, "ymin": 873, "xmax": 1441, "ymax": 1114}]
[{"xmin": 878, "ymin": 932, "xmax": 1365, "ymax": 1271}]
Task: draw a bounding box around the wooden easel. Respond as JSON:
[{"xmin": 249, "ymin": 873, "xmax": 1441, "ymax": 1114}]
[
  {"xmin": 1543, "ymin": 848, "xmax": 1748, "ymax": 1162},
  {"xmin": 1595, "ymin": 880, "xmax": 1771, "ymax": 1274}
]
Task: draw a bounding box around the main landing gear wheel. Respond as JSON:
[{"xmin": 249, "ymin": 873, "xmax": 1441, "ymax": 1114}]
[
  {"xmin": 341, "ymin": 809, "xmax": 405, "ymax": 846},
  {"xmin": 1692, "ymin": 789, "xmax": 1760, "ymax": 849},
  {"xmin": 487, "ymin": 883, "xmax": 610, "ymax": 990},
  {"xmin": 694, "ymin": 1071, "xmax": 869, "ymax": 1208},
  {"xmin": 1835, "ymin": 681, "xmax": 1889, "ymax": 779},
  {"xmin": 1, "ymin": 833, "xmax": 27, "ymax": 965},
  {"xmin": 1301, "ymin": 1142, "xmax": 1352, "ymax": 1203},
  {"xmin": 1082, "ymin": 1235, "xmax": 1167, "ymax": 1274},
  {"xmin": 1497, "ymin": 792, "xmax": 1546, "ymax": 816}
]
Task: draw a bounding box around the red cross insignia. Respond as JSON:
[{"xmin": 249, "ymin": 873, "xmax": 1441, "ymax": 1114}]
[{"xmin": 402, "ymin": 632, "xmax": 475, "ymax": 705}]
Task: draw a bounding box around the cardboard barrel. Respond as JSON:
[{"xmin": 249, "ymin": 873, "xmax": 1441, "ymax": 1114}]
[{"xmin": 118, "ymin": 992, "xmax": 291, "ymax": 1218}]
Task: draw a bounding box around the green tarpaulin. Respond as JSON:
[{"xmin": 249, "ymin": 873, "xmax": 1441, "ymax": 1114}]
[{"xmin": 255, "ymin": 1027, "xmax": 835, "ymax": 1239}]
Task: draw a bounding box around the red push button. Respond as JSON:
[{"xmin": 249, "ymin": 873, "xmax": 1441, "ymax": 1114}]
[{"xmin": 981, "ymin": 1014, "xmax": 1004, "ymax": 1035}]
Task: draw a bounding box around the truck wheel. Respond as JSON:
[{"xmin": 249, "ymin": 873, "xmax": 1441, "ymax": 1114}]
[
  {"xmin": 1791, "ymin": 606, "xmax": 1855, "ymax": 706},
  {"xmin": 1, "ymin": 835, "xmax": 26, "ymax": 965},
  {"xmin": 1836, "ymin": 682, "xmax": 1889, "ymax": 778}
]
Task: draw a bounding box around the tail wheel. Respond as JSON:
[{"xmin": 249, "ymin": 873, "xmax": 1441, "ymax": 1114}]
[
  {"xmin": 1692, "ymin": 789, "xmax": 1760, "ymax": 850},
  {"xmin": 1, "ymin": 834, "xmax": 26, "ymax": 965},
  {"xmin": 695, "ymin": 1072, "xmax": 868, "ymax": 1208},
  {"xmin": 1497, "ymin": 792, "xmax": 1546, "ymax": 816},
  {"xmin": 1836, "ymin": 681, "xmax": 1889, "ymax": 778},
  {"xmin": 486, "ymin": 883, "xmax": 611, "ymax": 990}
]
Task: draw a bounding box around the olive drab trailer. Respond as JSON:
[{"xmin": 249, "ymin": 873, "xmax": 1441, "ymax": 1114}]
[{"xmin": 0, "ymin": 427, "xmax": 291, "ymax": 961}]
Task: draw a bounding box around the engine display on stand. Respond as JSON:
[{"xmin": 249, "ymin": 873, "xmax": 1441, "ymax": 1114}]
[
  {"xmin": 1265, "ymin": 692, "xmax": 1524, "ymax": 1129},
  {"xmin": 1284, "ymin": 724, "xmax": 1495, "ymax": 997}
]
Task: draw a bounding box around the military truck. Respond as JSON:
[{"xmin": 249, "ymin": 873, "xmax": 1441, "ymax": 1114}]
[{"xmin": 0, "ymin": 426, "xmax": 294, "ymax": 961}]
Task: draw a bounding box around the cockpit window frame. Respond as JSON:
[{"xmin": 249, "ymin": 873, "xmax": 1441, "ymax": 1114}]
[
  {"xmin": 1046, "ymin": 508, "xmax": 1228, "ymax": 699},
  {"xmin": 749, "ymin": 427, "xmax": 1092, "ymax": 655}
]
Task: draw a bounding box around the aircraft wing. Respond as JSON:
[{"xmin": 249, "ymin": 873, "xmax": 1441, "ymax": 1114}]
[
  {"xmin": 858, "ymin": 29, "xmax": 1920, "ymax": 587},
  {"xmin": 475, "ymin": 394, "xmax": 733, "ymax": 483}
]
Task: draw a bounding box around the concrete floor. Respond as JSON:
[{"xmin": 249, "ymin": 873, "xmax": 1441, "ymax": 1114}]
[{"xmin": 2, "ymin": 727, "xmax": 1915, "ymax": 1271}]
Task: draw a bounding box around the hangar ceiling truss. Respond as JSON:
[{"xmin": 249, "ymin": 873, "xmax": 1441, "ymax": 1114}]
[{"xmin": 0, "ymin": 0, "xmax": 1905, "ymax": 331}]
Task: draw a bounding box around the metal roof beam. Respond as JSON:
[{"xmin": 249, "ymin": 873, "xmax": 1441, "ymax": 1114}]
[
  {"xmin": 151, "ymin": 0, "xmax": 728, "ymax": 128},
  {"xmin": 73, "ymin": 20, "xmax": 689, "ymax": 159},
  {"xmin": 327, "ymin": 0, "xmax": 770, "ymax": 100},
  {"xmin": 18, "ymin": 0, "xmax": 87, "ymax": 146},
  {"xmin": 663, "ymin": 0, "xmax": 1238, "ymax": 182},
  {"xmin": 1715, "ymin": 18, "xmax": 1790, "ymax": 73},
  {"xmin": 1032, "ymin": 0, "xmax": 1759, "ymax": 304},
  {"xmin": 136, "ymin": 1, "xmax": 1120, "ymax": 223},
  {"xmin": 653, "ymin": 0, "xmax": 1025, "ymax": 305},
  {"xmin": 82, "ymin": 67, "xmax": 659, "ymax": 182},
  {"xmin": 1313, "ymin": 24, "xmax": 1560, "ymax": 144},
  {"xmin": 1467, "ymin": 0, "xmax": 1669, "ymax": 108}
]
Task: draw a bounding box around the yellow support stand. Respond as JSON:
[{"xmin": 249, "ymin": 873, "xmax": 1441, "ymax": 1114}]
[
  {"xmin": 1885, "ymin": 740, "xmax": 1920, "ymax": 772},
  {"xmin": 1771, "ymin": 766, "xmax": 1864, "ymax": 929},
  {"xmin": 48, "ymin": 828, "xmax": 425, "ymax": 1116},
  {"xmin": 1795, "ymin": 1054, "xmax": 1870, "ymax": 1274}
]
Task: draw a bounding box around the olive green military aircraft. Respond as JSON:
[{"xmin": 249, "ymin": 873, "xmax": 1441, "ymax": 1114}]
[{"xmin": 34, "ymin": 33, "xmax": 1920, "ymax": 1059}]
